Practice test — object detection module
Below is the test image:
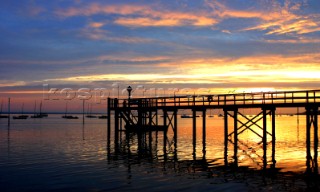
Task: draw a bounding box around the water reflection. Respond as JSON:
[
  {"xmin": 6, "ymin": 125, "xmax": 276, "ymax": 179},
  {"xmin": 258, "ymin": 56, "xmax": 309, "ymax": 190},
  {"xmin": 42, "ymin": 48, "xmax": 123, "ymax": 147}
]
[
  {"xmin": 108, "ymin": 114, "xmax": 319, "ymax": 186},
  {"xmin": 0, "ymin": 115, "xmax": 319, "ymax": 191}
]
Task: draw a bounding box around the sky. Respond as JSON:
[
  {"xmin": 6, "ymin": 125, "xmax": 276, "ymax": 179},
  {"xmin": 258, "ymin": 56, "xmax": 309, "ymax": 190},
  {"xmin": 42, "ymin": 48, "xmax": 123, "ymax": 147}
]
[{"xmin": 0, "ymin": 0, "xmax": 319, "ymax": 112}]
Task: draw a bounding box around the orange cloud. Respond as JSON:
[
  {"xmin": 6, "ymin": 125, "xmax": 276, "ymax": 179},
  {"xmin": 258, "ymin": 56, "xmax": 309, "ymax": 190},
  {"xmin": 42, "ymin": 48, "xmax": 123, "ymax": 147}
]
[
  {"xmin": 56, "ymin": 3, "xmax": 217, "ymax": 27},
  {"xmin": 115, "ymin": 17, "xmax": 181, "ymax": 27},
  {"xmin": 0, "ymin": 81, "xmax": 26, "ymax": 87},
  {"xmin": 88, "ymin": 22, "xmax": 105, "ymax": 28},
  {"xmin": 80, "ymin": 27, "xmax": 154, "ymax": 43},
  {"xmin": 205, "ymin": 0, "xmax": 319, "ymax": 35}
]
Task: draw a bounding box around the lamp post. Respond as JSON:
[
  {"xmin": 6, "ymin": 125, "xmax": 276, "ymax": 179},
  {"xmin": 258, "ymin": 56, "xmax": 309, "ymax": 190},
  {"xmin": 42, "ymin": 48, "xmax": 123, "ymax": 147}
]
[{"xmin": 127, "ymin": 86, "xmax": 133, "ymax": 99}]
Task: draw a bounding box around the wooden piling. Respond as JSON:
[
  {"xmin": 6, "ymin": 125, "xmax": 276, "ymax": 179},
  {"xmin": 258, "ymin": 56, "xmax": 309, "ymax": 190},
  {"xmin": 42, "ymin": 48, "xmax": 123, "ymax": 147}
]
[
  {"xmin": 192, "ymin": 109, "xmax": 197, "ymax": 159},
  {"xmin": 224, "ymin": 109, "xmax": 228, "ymax": 166},
  {"xmin": 306, "ymin": 107, "xmax": 311, "ymax": 173},
  {"xmin": 262, "ymin": 108, "xmax": 267, "ymax": 170},
  {"xmin": 313, "ymin": 107, "xmax": 318, "ymax": 174},
  {"xmin": 272, "ymin": 108, "xmax": 276, "ymax": 167},
  {"xmin": 233, "ymin": 109, "xmax": 238, "ymax": 167},
  {"xmin": 173, "ymin": 109, "xmax": 178, "ymax": 160},
  {"xmin": 202, "ymin": 109, "xmax": 206, "ymax": 158},
  {"xmin": 8, "ymin": 98, "xmax": 10, "ymax": 126},
  {"xmin": 107, "ymin": 98, "xmax": 111, "ymax": 154}
]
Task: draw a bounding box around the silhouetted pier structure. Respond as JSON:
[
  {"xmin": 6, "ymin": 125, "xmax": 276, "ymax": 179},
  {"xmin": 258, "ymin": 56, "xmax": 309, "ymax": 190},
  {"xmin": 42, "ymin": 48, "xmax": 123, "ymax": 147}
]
[{"xmin": 107, "ymin": 89, "xmax": 320, "ymax": 173}]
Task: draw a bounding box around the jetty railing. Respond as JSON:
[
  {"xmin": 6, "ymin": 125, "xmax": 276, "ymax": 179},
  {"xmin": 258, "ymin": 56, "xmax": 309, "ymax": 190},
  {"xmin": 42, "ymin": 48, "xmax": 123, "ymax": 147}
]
[{"xmin": 109, "ymin": 89, "xmax": 320, "ymax": 109}]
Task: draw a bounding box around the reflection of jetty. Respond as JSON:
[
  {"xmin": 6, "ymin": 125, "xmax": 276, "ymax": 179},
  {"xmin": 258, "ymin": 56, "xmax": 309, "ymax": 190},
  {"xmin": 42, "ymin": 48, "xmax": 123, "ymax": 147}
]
[{"xmin": 108, "ymin": 89, "xmax": 320, "ymax": 173}]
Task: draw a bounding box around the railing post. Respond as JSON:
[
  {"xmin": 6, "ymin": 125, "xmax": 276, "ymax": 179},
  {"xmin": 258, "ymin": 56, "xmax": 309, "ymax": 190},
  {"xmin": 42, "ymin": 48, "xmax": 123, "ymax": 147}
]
[
  {"xmin": 243, "ymin": 93, "xmax": 245, "ymax": 105},
  {"xmin": 194, "ymin": 95, "xmax": 196, "ymax": 106},
  {"xmin": 284, "ymin": 92, "xmax": 286, "ymax": 103}
]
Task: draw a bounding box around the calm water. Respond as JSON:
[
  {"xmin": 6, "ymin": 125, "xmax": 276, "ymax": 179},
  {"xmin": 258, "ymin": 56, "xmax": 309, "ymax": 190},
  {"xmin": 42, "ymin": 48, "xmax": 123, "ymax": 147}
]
[{"xmin": 0, "ymin": 114, "xmax": 319, "ymax": 191}]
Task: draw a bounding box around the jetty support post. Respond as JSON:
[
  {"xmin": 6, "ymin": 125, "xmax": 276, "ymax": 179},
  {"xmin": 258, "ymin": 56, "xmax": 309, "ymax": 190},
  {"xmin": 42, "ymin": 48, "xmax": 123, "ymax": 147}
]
[
  {"xmin": 233, "ymin": 108, "xmax": 238, "ymax": 167},
  {"xmin": 271, "ymin": 107, "xmax": 276, "ymax": 168},
  {"xmin": 148, "ymin": 109, "xmax": 153, "ymax": 153},
  {"xmin": 137, "ymin": 101, "xmax": 143, "ymax": 155},
  {"xmin": 306, "ymin": 105, "xmax": 319, "ymax": 174},
  {"xmin": 107, "ymin": 98, "xmax": 111, "ymax": 156},
  {"xmin": 173, "ymin": 109, "xmax": 178, "ymax": 160},
  {"xmin": 224, "ymin": 108, "xmax": 228, "ymax": 166},
  {"xmin": 163, "ymin": 110, "xmax": 167, "ymax": 160},
  {"xmin": 313, "ymin": 106, "xmax": 318, "ymax": 174},
  {"xmin": 114, "ymin": 98, "xmax": 119, "ymax": 153},
  {"xmin": 192, "ymin": 108, "xmax": 197, "ymax": 160},
  {"xmin": 306, "ymin": 106, "xmax": 311, "ymax": 173},
  {"xmin": 202, "ymin": 109, "xmax": 206, "ymax": 159},
  {"xmin": 262, "ymin": 107, "xmax": 267, "ymax": 170},
  {"xmin": 8, "ymin": 98, "xmax": 11, "ymax": 127}
]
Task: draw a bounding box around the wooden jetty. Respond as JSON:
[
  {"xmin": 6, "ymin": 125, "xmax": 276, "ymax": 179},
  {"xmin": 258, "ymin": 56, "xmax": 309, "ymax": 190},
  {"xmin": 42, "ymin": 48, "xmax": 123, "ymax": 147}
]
[{"xmin": 107, "ymin": 89, "xmax": 320, "ymax": 173}]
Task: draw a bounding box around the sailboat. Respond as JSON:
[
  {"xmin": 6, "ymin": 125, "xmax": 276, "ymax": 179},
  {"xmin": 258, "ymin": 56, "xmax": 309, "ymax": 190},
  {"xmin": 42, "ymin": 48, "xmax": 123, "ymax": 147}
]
[
  {"xmin": 13, "ymin": 103, "xmax": 28, "ymax": 119},
  {"xmin": 181, "ymin": 114, "xmax": 192, "ymax": 118},
  {"xmin": 39, "ymin": 101, "xmax": 48, "ymax": 117},
  {"xmin": 0, "ymin": 100, "xmax": 8, "ymax": 118},
  {"xmin": 98, "ymin": 115, "xmax": 108, "ymax": 119},
  {"xmin": 31, "ymin": 101, "xmax": 48, "ymax": 118},
  {"xmin": 62, "ymin": 102, "xmax": 78, "ymax": 119},
  {"xmin": 86, "ymin": 103, "xmax": 97, "ymax": 118}
]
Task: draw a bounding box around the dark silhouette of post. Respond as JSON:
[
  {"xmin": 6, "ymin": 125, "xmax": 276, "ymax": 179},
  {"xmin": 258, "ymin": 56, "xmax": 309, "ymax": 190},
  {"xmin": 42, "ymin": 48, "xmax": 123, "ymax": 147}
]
[
  {"xmin": 107, "ymin": 98, "xmax": 111, "ymax": 157},
  {"xmin": 8, "ymin": 98, "xmax": 10, "ymax": 126},
  {"xmin": 314, "ymin": 107, "xmax": 318, "ymax": 174},
  {"xmin": 202, "ymin": 109, "xmax": 206, "ymax": 159},
  {"xmin": 224, "ymin": 109, "xmax": 228, "ymax": 166},
  {"xmin": 272, "ymin": 108, "xmax": 276, "ymax": 168},
  {"xmin": 192, "ymin": 109, "xmax": 196, "ymax": 160},
  {"xmin": 306, "ymin": 106, "xmax": 311, "ymax": 173},
  {"xmin": 262, "ymin": 108, "xmax": 267, "ymax": 170},
  {"xmin": 233, "ymin": 109, "xmax": 238, "ymax": 167},
  {"xmin": 82, "ymin": 100, "xmax": 85, "ymax": 124},
  {"xmin": 173, "ymin": 109, "xmax": 178, "ymax": 160},
  {"xmin": 114, "ymin": 98, "xmax": 119, "ymax": 152},
  {"xmin": 163, "ymin": 110, "xmax": 167, "ymax": 160}
]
